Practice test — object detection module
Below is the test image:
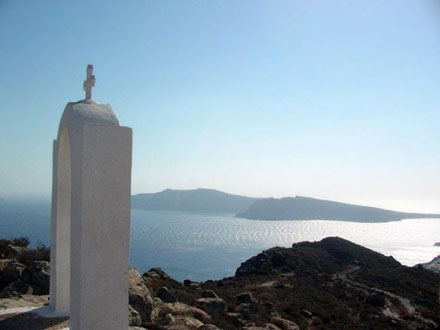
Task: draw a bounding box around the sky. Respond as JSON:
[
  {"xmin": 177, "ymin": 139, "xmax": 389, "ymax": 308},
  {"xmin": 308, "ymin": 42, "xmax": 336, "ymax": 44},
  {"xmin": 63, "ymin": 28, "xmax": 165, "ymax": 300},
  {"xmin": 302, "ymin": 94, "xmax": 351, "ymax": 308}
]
[{"xmin": 0, "ymin": 0, "xmax": 439, "ymax": 212}]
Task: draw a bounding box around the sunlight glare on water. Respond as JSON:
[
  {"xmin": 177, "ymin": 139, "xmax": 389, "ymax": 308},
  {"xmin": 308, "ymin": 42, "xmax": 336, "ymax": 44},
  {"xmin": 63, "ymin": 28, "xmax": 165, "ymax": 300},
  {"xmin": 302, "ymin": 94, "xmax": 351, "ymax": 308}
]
[{"xmin": 130, "ymin": 210, "xmax": 440, "ymax": 281}]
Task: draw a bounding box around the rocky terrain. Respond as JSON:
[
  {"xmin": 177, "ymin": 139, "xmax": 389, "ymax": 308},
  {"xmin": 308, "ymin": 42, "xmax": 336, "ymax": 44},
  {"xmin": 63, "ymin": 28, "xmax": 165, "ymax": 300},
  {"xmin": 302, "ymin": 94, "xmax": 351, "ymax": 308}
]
[
  {"xmin": 420, "ymin": 255, "xmax": 440, "ymax": 275},
  {"xmin": 0, "ymin": 237, "xmax": 439, "ymax": 329},
  {"xmin": 0, "ymin": 238, "xmax": 50, "ymax": 298}
]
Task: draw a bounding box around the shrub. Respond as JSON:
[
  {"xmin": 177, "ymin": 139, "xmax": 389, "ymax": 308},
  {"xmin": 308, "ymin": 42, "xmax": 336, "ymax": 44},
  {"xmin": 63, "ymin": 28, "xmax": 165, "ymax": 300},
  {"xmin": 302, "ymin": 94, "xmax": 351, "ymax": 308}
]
[
  {"xmin": 12, "ymin": 236, "xmax": 31, "ymax": 248},
  {"xmin": 17, "ymin": 243, "xmax": 50, "ymax": 266}
]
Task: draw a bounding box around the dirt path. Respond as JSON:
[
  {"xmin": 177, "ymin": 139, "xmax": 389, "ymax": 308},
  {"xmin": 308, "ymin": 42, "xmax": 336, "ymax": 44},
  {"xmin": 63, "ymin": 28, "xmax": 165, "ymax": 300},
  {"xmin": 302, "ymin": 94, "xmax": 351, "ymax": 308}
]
[
  {"xmin": 333, "ymin": 266, "xmax": 437, "ymax": 327},
  {"xmin": 334, "ymin": 266, "xmax": 415, "ymax": 315}
]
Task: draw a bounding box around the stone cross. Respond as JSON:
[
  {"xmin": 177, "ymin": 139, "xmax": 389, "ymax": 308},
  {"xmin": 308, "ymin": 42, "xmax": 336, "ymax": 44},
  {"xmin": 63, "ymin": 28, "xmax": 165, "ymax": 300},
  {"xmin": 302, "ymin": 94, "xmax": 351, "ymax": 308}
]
[{"xmin": 83, "ymin": 64, "xmax": 95, "ymax": 100}]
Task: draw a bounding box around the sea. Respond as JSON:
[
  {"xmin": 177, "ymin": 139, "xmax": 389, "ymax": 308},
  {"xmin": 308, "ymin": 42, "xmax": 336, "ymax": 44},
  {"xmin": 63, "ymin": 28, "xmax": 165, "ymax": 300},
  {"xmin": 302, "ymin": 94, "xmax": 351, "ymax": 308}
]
[{"xmin": 1, "ymin": 200, "xmax": 439, "ymax": 282}]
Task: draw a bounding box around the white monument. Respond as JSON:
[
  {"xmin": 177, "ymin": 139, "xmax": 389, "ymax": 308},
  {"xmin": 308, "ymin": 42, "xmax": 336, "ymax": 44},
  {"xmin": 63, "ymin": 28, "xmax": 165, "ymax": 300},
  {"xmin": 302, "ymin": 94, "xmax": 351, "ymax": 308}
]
[{"xmin": 50, "ymin": 65, "xmax": 132, "ymax": 329}]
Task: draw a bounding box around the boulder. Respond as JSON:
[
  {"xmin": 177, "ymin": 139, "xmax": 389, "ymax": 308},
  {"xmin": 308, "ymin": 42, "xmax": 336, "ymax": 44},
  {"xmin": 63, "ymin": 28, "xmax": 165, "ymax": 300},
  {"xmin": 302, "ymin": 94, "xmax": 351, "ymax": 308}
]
[
  {"xmin": 264, "ymin": 302, "xmax": 279, "ymax": 317},
  {"xmin": 22, "ymin": 261, "xmax": 50, "ymax": 294},
  {"xmin": 129, "ymin": 267, "xmax": 154, "ymax": 323},
  {"xmin": 196, "ymin": 297, "xmax": 226, "ymax": 315},
  {"xmin": 270, "ymin": 317, "xmax": 300, "ymax": 330},
  {"xmin": 129, "ymin": 305, "xmax": 143, "ymax": 326},
  {"xmin": 174, "ymin": 315, "xmax": 203, "ymax": 329},
  {"xmin": 0, "ymin": 262, "xmax": 25, "ymax": 285},
  {"xmin": 0, "ymin": 279, "xmax": 34, "ymax": 298},
  {"xmin": 300, "ymin": 309, "xmax": 313, "ymax": 318},
  {"xmin": 224, "ymin": 312, "xmax": 246, "ymax": 327},
  {"xmin": 156, "ymin": 302, "xmax": 211, "ymax": 324},
  {"xmin": 198, "ymin": 324, "xmax": 221, "ymax": 330},
  {"xmin": 184, "ymin": 279, "xmax": 200, "ymax": 288},
  {"xmin": 236, "ymin": 292, "xmax": 258, "ymax": 304},
  {"xmin": 5, "ymin": 244, "xmax": 29, "ymax": 259},
  {"xmin": 237, "ymin": 303, "xmax": 259, "ymax": 319},
  {"xmin": 0, "ymin": 259, "xmax": 11, "ymax": 272},
  {"xmin": 144, "ymin": 268, "xmax": 174, "ymax": 281},
  {"xmin": 201, "ymin": 290, "xmax": 218, "ymax": 299},
  {"xmin": 158, "ymin": 286, "xmax": 177, "ymax": 303},
  {"xmin": 162, "ymin": 313, "xmax": 176, "ymax": 325},
  {"xmin": 184, "ymin": 279, "xmax": 195, "ymax": 286}
]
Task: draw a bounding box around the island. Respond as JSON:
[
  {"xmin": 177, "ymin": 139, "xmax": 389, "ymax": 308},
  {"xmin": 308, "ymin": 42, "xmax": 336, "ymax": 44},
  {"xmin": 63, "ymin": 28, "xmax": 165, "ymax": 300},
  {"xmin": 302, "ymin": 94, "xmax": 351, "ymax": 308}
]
[
  {"xmin": 132, "ymin": 188, "xmax": 257, "ymax": 214},
  {"xmin": 236, "ymin": 196, "xmax": 440, "ymax": 222},
  {"xmin": 132, "ymin": 188, "xmax": 440, "ymax": 223}
]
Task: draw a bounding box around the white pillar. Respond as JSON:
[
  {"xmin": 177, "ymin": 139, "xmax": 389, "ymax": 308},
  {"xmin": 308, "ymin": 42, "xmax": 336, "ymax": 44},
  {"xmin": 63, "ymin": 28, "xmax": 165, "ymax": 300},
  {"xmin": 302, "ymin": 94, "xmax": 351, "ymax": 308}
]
[
  {"xmin": 50, "ymin": 100, "xmax": 132, "ymax": 329},
  {"xmin": 50, "ymin": 132, "xmax": 71, "ymax": 316}
]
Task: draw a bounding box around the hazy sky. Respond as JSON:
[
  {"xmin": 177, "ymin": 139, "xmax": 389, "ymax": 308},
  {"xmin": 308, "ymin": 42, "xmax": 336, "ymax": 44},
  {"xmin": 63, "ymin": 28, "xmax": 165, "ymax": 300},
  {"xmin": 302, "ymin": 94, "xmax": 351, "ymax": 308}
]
[{"xmin": 1, "ymin": 1, "xmax": 439, "ymax": 212}]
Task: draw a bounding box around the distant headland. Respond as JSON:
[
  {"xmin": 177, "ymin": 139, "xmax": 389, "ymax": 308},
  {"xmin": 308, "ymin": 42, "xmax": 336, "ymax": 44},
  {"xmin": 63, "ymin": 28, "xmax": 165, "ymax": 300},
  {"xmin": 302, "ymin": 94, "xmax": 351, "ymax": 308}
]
[
  {"xmin": 132, "ymin": 188, "xmax": 257, "ymax": 214},
  {"xmin": 132, "ymin": 188, "xmax": 440, "ymax": 223}
]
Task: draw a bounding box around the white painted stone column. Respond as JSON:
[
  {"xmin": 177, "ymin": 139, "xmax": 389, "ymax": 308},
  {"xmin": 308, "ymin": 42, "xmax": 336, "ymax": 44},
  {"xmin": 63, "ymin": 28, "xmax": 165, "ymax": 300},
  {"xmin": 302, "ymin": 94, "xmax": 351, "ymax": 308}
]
[
  {"xmin": 50, "ymin": 99, "xmax": 132, "ymax": 329},
  {"xmin": 50, "ymin": 132, "xmax": 72, "ymax": 316}
]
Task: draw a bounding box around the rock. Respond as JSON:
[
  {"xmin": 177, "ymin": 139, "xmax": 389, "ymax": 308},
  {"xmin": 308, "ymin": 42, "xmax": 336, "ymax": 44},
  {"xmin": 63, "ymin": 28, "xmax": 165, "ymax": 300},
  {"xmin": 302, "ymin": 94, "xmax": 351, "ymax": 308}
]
[
  {"xmin": 129, "ymin": 305, "xmax": 143, "ymax": 326},
  {"xmin": 309, "ymin": 316, "xmax": 322, "ymax": 326},
  {"xmin": 434, "ymin": 242, "xmax": 440, "ymax": 247},
  {"xmin": 224, "ymin": 312, "xmax": 245, "ymax": 327},
  {"xmin": 144, "ymin": 268, "xmax": 175, "ymax": 281},
  {"xmin": 0, "ymin": 279, "xmax": 34, "ymax": 298},
  {"xmin": 22, "ymin": 261, "xmax": 50, "ymax": 294},
  {"xmin": 198, "ymin": 324, "xmax": 220, "ymax": 330},
  {"xmin": 300, "ymin": 309, "xmax": 313, "ymax": 318},
  {"xmin": 420, "ymin": 255, "xmax": 440, "ymax": 274},
  {"xmin": 264, "ymin": 302, "xmax": 279, "ymax": 317},
  {"xmin": 184, "ymin": 279, "xmax": 200, "ymax": 288},
  {"xmin": 174, "ymin": 315, "xmax": 203, "ymax": 329},
  {"xmin": 129, "ymin": 267, "xmax": 154, "ymax": 323},
  {"xmin": 270, "ymin": 317, "xmax": 300, "ymax": 330},
  {"xmin": 0, "ymin": 262, "xmax": 25, "ymax": 285},
  {"xmin": 163, "ymin": 313, "xmax": 176, "ymax": 325},
  {"xmin": 0, "ymin": 240, "xmax": 13, "ymax": 258},
  {"xmin": 0, "ymin": 259, "xmax": 11, "ymax": 272},
  {"xmin": 237, "ymin": 303, "xmax": 259, "ymax": 319},
  {"xmin": 154, "ymin": 297, "xmax": 164, "ymax": 305},
  {"xmin": 158, "ymin": 286, "xmax": 177, "ymax": 303},
  {"xmin": 265, "ymin": 323, "xmax": 282, "ymax": 330},
  {"xmin": 201, "ymin": 290, "xmax": 218, "ymax": 299},
  {"xmin": 156, "ymin": 302, "xmax": 211, "ymax": 324},
  {"xmin": 236, "ymin": 292, "xmax": 258, "ymax": 304},
  {"xmin": 158, "ymin": 326, "xmax": 192, "ymax": 330},
  {"xmin": 196, "ymin": 297, "xmax": 226, "ymax": 315},
  {"xmin": 5, "ymin": 244, "xmax": 30, "ymax": 259}
]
